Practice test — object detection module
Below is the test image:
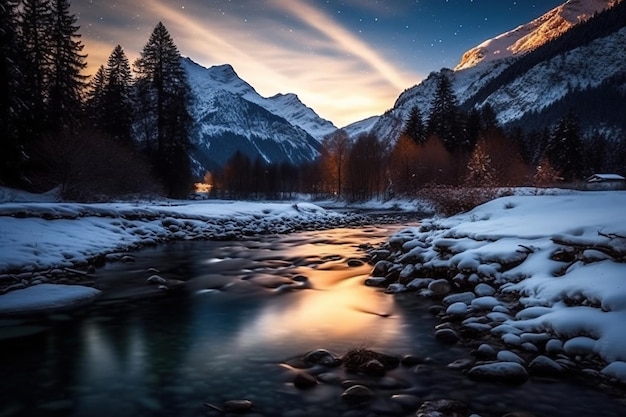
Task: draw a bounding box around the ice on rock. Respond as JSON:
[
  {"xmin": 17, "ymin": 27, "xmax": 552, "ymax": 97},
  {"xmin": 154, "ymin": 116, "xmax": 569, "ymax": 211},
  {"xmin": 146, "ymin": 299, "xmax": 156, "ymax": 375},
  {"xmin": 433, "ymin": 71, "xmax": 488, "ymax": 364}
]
[{"xmin": 446, "ymin": 302, "xmax": 469, "ymax": 316}]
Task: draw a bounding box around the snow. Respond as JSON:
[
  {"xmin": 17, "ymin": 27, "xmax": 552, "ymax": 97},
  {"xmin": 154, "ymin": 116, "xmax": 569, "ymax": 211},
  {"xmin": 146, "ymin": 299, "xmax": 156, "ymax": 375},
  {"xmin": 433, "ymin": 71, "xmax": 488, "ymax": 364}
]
[
  {"xmin": 386, "ymin": 190, "xmax": 626, "ymax": 367},
  {"xmin": 0, "ymin": 284, "xmax": 101, "ymax": 315}
]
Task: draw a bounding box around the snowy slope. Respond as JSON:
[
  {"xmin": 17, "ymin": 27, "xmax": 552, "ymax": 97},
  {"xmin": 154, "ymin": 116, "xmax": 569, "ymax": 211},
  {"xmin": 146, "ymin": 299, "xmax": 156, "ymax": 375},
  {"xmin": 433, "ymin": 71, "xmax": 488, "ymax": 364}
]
[
  {"xmin": 455, "ymin": 0, "xmax": 616, "ymax": 70},
  {"xmin": 183, "ymin": 58, "xmax": 328, "ymax": 171},
  {"xmin": 361, "ymin": 0, "xmax": 624, "ymax": 143},
  {"xmin": 183, "ymin": 58, "xmax": 336, "ymax": 141}
]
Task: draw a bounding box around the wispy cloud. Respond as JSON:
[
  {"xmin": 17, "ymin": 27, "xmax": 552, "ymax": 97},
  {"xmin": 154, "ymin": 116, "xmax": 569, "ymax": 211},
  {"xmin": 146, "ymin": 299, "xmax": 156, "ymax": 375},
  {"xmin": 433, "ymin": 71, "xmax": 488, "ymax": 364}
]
[{"xmin": 78, "ymin": 0, "xmax": 422, "ymax": 126}]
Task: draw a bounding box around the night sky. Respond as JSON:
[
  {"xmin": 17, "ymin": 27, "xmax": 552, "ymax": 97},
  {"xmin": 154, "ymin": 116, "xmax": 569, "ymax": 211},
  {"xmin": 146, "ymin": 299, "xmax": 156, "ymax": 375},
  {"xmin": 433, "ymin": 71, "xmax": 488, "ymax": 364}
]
[{"xmin": 75, "ymin": 0, "xmax": 565, "ymax": 127}]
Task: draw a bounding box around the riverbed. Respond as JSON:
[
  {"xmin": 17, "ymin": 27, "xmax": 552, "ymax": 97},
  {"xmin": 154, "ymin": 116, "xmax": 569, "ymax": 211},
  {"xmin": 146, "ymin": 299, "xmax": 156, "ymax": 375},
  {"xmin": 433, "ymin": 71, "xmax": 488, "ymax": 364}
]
[{"xmin": 1, "ymin": 225, "xmax": 625, "ymax": 417}]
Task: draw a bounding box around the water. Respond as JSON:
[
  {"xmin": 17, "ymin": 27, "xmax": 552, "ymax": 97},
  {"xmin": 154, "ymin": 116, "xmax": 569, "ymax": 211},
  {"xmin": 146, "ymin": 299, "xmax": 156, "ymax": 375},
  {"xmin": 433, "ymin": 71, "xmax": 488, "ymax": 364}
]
[{"xmin": 1, "ymin": 226, "xmax": 625, "ymax": 417}]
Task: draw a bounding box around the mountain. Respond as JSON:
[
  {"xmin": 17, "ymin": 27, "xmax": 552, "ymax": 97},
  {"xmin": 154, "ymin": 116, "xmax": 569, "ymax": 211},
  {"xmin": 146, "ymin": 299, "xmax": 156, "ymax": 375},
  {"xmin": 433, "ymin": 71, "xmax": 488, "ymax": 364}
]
[
  {"xmin": 182, "ymin": 58, "xmax": 336, "ymax": 173},
  {"xmin": 351, "ymin": 0, "xmax": 625, "ymax": 143},
  {"xmin": 456, "ymin": 0, "xmax": 618, "ymax": 70}
]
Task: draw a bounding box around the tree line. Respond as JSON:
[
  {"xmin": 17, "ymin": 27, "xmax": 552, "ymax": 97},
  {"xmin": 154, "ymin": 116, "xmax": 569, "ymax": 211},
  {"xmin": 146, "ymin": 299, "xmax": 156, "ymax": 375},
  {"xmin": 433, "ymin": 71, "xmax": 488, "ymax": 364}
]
[
  {"xmin": 0, "ymin": 0, "xmax": 193, "ymax": 199},
  {"xmin": 218, "ymin": 72, "xmax": 624, "ymax": 202}
]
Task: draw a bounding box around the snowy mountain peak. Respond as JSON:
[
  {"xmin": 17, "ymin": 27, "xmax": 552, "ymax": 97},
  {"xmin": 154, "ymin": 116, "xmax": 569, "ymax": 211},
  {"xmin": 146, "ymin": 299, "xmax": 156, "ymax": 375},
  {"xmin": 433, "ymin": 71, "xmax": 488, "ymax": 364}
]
[{"xmin": 455, "ymin": 0, "xmax": 617, "ymax": 70}]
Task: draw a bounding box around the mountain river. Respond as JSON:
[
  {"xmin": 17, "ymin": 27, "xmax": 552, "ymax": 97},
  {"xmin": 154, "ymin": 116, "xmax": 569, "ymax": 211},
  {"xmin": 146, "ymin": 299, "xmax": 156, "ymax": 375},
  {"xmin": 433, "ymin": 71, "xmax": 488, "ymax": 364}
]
[{"xmin": 1, "ymin": 224, "xmax": 625, "ymax": 417}]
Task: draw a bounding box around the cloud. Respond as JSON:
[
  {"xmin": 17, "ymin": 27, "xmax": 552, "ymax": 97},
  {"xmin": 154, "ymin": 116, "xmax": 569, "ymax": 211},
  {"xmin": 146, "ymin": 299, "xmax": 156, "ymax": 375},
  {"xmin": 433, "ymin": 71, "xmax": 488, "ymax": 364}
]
[{"xmin": 77, "ymin": 0, "xmax": 421, "ymax": 126}]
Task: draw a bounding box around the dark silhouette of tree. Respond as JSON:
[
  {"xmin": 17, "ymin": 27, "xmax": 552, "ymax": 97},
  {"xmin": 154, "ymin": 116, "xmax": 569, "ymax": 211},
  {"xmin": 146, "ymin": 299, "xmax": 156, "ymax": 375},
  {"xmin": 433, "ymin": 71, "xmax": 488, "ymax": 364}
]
[
  {"xmin": 134, "ymin": 22, "xmax": 193, "ymax": 198},
  {"xmin": 47, "ymin": 0, "xmax": 87, "ymax": 133},
  {"xmin": 101, "ymin": 45, "xmax": 133, "ymax": 143},
  {"xmin": 401, "ymin": 106, "xmax": 426, "ymax": 145},
  {"xmin": 0, "ymin": 0, "xmax": 25, "ymax": 185},
  {"xmin": 345, "ymin": 133, "xmax": 385, "ymax": 201},
  {"xmin": 20, "ymin": 0, "xmax": 53, "ymax": 140},
  {"xmin": 320, "ymin": 129, "xmax": 351, "ymax": 197},
  {"xmin": 544, "ymin": 111, "xmax": 584, "ymax": 181},
  {"xmin": 85, "ymin": 65, "xmax": 106, "ymax": 129},
  {"xmin": 427, "ymin": 73, "xmax": 466, "ymax": 152},
  {"xmin": 388, "ymin": 134, "xmax": 420, "ymax": 194}
]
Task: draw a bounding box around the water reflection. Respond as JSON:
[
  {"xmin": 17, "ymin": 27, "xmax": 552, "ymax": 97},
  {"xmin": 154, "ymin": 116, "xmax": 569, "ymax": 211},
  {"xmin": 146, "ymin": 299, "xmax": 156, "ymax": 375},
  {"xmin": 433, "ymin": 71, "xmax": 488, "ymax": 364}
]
[{"xmin": 2, "ymin": 226, "xmax": 626, "ymax": 417}]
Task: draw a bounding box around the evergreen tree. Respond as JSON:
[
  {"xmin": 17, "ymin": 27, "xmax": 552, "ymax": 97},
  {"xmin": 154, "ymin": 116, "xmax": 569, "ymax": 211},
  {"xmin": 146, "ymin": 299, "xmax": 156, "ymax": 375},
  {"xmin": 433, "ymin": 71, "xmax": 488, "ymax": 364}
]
[
  {"xmin": 47, "ymin": 0, "xmax": 87, "ymax": 132},
  {"xmin": 0, "ymin": 0, "xmax": 25, "ymax": 185},
  {"xmin": 544, "ymin": 111, "xmax": 584, "ymax": 181},
  {"xmin": 427, "ymin": 73, "xmax": 465, "ymax": 151},
  {"xmin": 20, "ymin": 0, "xmax": 53, "ymax": 138},
  {"xmin": 464, "ymin": 138, "xmax": 495, "ymax": 187},
  {"xmin": 85, "ymin": 65, "xmax": 106, "ymax": 129},
  {"xmin": 401, "ymin": 106, "xmax": 426, "ymax": 145},
  {"xmin": 102, "ymin": 45, "xmax": 134, "ymax": 143},
  {"xmin": 134, "ymin": 22, "xmax": 193, "ymax": 198}
]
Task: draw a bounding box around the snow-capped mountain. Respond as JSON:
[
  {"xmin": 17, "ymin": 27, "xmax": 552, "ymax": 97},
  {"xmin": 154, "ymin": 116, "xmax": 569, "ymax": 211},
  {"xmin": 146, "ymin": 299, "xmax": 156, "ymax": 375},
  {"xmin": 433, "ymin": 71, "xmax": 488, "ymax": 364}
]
[
  {"xmin": 456, "ymin": 0, "xmax": 618, "ymax": 70},
  {"xmin": 350, "ymin": 0, "xmax": 625, "ymax": 144},
  {"xmin": 182, "ymin": 58, "xmax": 336, "ymax": 172}
]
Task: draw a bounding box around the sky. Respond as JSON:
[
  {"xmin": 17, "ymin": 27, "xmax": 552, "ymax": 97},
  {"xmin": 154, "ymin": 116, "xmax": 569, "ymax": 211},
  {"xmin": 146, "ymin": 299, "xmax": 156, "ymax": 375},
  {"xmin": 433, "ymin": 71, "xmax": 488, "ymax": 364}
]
[{"xmin": 75, "ymin": 0, "xmax": 565, "ymax": 127}]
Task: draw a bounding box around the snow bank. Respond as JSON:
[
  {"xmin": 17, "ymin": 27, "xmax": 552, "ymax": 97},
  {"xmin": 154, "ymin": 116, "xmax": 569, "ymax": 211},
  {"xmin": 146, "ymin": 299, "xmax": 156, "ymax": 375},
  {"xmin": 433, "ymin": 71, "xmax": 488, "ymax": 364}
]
[
  {"xmin": 376, "ymin": 190, "xmax": 626, "ymax": 367},
  {"xmin": 0, "ymin": 199, "xmax": 352, "ymax": 274},
  {"xmin": 0, "ymin": 284, "xmax": 101, "ymax": 315}
]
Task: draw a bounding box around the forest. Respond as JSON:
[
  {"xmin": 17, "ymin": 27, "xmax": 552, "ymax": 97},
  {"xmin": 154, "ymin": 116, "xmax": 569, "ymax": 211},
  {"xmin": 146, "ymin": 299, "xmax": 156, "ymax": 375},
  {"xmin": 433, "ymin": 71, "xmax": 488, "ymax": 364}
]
[{"xmin": 1, "ymin": 0, "xmax": 624, "ymax": 203}]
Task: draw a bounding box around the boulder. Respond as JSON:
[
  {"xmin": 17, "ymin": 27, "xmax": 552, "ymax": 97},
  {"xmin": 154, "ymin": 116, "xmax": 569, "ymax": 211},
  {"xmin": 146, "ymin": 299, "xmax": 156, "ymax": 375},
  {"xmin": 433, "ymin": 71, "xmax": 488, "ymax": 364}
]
[{"xmin": 467, "ymin": 362, "xmax": 529, "ymax": 384}]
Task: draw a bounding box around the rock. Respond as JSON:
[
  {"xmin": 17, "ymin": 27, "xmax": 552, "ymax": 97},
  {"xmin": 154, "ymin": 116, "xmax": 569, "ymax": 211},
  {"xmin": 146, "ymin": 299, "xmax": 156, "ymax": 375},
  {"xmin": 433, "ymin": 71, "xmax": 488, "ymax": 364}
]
[
  {"xmin": 317, "ymin": 372, "xmax": 341, "ymax": 384},
  {"xmin": 446, "ymin": 302, "xmax": 468, "ymax": 317},
  {"xmin": 407, "ymin": 277, "xmax": 434, "ymax": 290},
  {"xmin": 447, "ymin": 358, "xmax": 475, "ymax": 370},
  {"xmin": 385, "ymin": 283, "xmax": 407, "ymax": 294},
  {"xmin": 429, "ymin": 279, "xmax": 452, "ymax": 296},
  {"xmin": 147, "ymin": 275, "xmax": 167, "ymax": 285},
  {"xmin": 364, "ymin": 277, "xmax": 387, "ymax": 287},
  {"xmin": 502, "ymin": 333, "xmax": 522, "ymax": 347},
  {"xmin": 347, "ymin": 258, "xmax": 364, "ymax": 267},
  {"xmin": 372, "ymin": 260, "xmax": 394, "ymax": 276},
  {"xmin": 304, "ymin": 349, "xmax": 341, "ymax": 367},
  {"xmin": 401, "ymin": 354, "xmax": 424, "ymax": 367},
  {"xmin": 362, "ymin": 359, "xmax": 386, "ymax": 376},
  {"xmin": 470, "ymin": 296, "xmax": 500, "ymax": 311},
  {"xmin": 415, "ymin": 399, "xmax": 468, "ymax": 417},
  {"xmin": 390, "ymin": 394, "xmax": 421, "ymax": 410},
  {"xmin": 528, "ymin": 355, "xmax": 565, "ymax": 377},
  {"xmin": 120, "ymin": 255, "xmax": 135, "ymax": 263},
  {"xmin": 474, "ymin": 344, "xmax": 496, "ymax": 359},
  {"xmin": 442, "ymin": 291, "xmax": 475, "ymax": 307},
  {"xmin": 467, "ymin": 362, "xmax": 529, "ymax": 384},
  {"xmin": 428, "ymin": 305, "xmax": 446, "ymax": 315},
  {"xmin": 222, "ymin": 399, "xmax": 254, "ymax": 413},
  {"xmin": 497, "ymin": 351, "xmax": 526, "ymax": 365},
  {"xmin": 341, "ymin": 385, "xmax": 373, "ymax": 405},
  {"xmin": 563, "ymin": 336, "xmax": 596, "ymax": 356},
  {"xmin": 545, "ymin": 339, "xmax": 564, "ymax": 355},
  {"xmin": 435, "ymin": 328, "xmax": 459, "ymax": 344},
  {"xmin": 474, "ymin": 283, "xmax": 496, "ymax": 297},
  {"xmin": 294, "ymin": 371, "xmax": 318, "ymax": 389}
]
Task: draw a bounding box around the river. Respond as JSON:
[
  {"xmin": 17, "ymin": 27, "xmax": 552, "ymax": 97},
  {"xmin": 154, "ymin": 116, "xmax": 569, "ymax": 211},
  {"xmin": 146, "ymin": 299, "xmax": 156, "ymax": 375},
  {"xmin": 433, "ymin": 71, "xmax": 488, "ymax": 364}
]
[{"xmin": 1, "ymin": 225, "xmax": 625, "ymax": 417}]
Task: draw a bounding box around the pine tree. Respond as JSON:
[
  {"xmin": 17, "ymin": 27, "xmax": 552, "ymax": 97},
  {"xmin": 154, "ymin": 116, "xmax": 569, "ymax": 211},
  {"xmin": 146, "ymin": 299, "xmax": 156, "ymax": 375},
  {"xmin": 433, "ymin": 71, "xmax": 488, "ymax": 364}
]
[
  {"xmin": 20, "ymin": 0, "xmax": 53, "ymax": 137},
  {"xmin": 465, "ymin": 139, "xmax": 495, "ymax": 187},
  {"xmin": 427, "ymin": 73, "xmax": 465, "ymax": 151},
  {"xmin": 401, "ymin": 106, "xmax": 426, "ymax": 145},
  {"xmin": 85, "ymin": 65, "xmax": 106, "ymax": 129},
  {"xmin": 134, "ymin": 22, "xmax": 193, "ymax": 198},
  {"xmin": 0, "ymin": 0, "xmax": 25, "ymax": 185},
  {"xmin": 545, "ymin": 111, "xmax": 584, "ymax": 181},
  {"xmin": 102, "ymin": 45, "xmax": 134, "ymax": 143},
  {"xmin": 47, "ymin": 0, "xmax": 87, "ymax": 132}
]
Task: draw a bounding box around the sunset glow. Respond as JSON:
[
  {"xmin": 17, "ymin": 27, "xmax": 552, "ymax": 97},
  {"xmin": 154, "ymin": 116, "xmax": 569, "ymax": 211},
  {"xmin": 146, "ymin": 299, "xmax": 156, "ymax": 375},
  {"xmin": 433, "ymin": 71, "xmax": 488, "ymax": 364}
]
[{"xmin": 75, "ymin": 0, "xmax": 564, "ymax": 127}]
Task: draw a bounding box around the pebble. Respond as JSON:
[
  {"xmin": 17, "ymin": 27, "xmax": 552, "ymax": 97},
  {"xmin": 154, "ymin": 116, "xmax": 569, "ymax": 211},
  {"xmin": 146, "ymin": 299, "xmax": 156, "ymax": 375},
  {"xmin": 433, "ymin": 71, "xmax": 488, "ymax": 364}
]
[
  {"xmin": 528, "ymin": 355, "xmax": 565, "ymax": 377},
  {"xmin": 429, "ymin": 278, "xmax": 452, "ymax": 296},
  {"xmin": 467, "ymin": 362, "xmax": 529, "ymax": 384},
  {"xmin": 497, "ymin": 350, "xmax": 526, "ymax": 365},
  {"xmin": 435, "ymin": 328, "xmax": 459, "ymax": 344},
  {"xmin": 545, "ymin": 339, "xmax": 564, "ymax": 354},
  {"xmin": 474, "ymin": 283, "xmax": 496, "ymax": 297},
  {"xmin": 446, "ymin": 302, "xmax": 468, "ymax": 316},
  {"xmin": 341, "ymin": 385, "xmax": 373, "ymax": 405},
  {"xmin": 442, "ymin": 291, "xmax": 475, "ymax": 306}
]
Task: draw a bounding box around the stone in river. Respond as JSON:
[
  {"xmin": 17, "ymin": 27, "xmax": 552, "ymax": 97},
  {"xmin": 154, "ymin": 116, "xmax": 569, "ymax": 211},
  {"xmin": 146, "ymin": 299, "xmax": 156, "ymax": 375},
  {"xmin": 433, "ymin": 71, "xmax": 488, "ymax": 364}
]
[
  {"xmin": 435, "ymin": 328, "xmax": 459, "ymax": 344},
  {"xmin": 294, "ymin": 371, "xmax": 318, "ymax": 389},
  {"xmin": 428, "ymin": 279, "xmax": 452, "ymax": 296},
  {"xmin": 474, "ymin": 343, "xmax": 496, "ymax": 359},
  {"xmin": 222, "ymin": 399, "xmax": 254, "ymax": 413},
  {"xmin": 341, "ymin": 385, "xmax": 373, "ymax": 405},
  {"xmin": 528, "ymin": 355, "xmax": 565, "ymax": 377},
  {"xmin": 467, "ymin": 362, "xmax": 529, "ymax": 384},
  {"xmin": 446, "ymin": 302, "xmax": 468, "ymax": 317},
  {"xmin": 304, "ymin": 348, "xmax": 342, "ymax": 367},
  {"xmin": 347, "ymin": 258, "xmax": 364, "ymax": 267},
  {"xmin": 147, "ymin": 275, "xmax": 167, "ymax": 285},
  {"xmin": 474, "ymin": 283, "xmax": 496, "ymax": 297},
  {"xmin": 415, "ymin": 399, "xmax": 468, "ymax": 417}
]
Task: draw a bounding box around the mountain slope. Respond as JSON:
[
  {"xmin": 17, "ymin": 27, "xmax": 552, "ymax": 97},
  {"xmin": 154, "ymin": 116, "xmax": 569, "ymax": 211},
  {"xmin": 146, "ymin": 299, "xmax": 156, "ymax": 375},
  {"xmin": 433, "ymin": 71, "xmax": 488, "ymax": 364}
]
[
  {"xmin": 359, "ymin": 0, "xmax": 624, "ymax": 143},
  {"xmin": 182, "ymin": 58, "xmax": 332, "ymax": 173},
  {"xmin": 456, "ymin": 0, "xmax": 617, "ymax": 70}
]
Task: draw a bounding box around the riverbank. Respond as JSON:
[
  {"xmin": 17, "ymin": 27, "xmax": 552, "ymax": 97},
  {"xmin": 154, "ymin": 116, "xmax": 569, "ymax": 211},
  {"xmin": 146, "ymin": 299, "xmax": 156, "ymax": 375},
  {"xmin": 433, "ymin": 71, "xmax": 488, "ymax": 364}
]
[{"xmin": 365, "ymin": 190, "xmax": 626, "ymax": 392}]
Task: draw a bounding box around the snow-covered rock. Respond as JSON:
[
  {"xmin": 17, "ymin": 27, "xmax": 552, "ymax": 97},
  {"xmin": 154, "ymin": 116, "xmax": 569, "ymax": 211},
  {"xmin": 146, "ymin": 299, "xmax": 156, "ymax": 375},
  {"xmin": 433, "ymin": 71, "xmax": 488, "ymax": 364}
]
[{"xmin": 0, "ymin": 284, "xmax": 101, "ymax": 315}]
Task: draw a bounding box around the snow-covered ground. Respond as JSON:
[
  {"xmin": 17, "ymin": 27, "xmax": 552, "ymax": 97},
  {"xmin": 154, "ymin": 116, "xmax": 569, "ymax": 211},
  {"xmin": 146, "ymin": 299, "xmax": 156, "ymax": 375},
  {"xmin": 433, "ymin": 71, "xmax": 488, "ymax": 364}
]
[
  {"xmin": 371, "ymin": 190, "xmax": 626, "ymax": 382},
  {"xmin": 0, "ymin": 188, "xmax": 368, "ymax": 315}
]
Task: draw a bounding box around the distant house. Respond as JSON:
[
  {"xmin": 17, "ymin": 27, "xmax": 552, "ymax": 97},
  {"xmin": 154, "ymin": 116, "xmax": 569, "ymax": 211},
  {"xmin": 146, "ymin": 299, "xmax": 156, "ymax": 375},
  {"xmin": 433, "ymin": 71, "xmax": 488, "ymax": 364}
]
[{"xmin": 586, "ymin": 173, "xmax": 626, "ymax": 190}]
